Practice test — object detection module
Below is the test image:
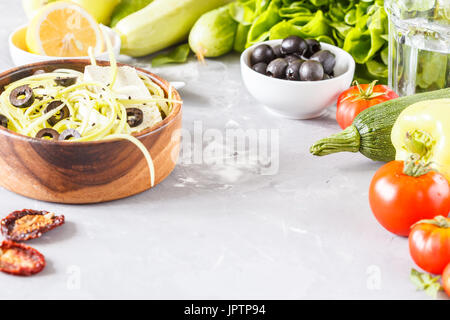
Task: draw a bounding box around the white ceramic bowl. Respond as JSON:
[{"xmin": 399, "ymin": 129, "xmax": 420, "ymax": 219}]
[
  {"xmin": 9, "ymin": 24, "xmax": 121, "ymax": 67},
  {"xmin": 241, "ymin": 40, "xmax": 355, "ymax": 119}
]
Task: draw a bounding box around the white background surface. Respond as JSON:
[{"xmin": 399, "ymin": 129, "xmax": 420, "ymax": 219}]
[{"xmin": 0, "ymin": 0, "xmax": 443, "ymax": 300}]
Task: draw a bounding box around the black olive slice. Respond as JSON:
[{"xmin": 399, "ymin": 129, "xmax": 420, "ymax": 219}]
[
  {"xmin": 36, "ymin": 128, "xmax": 60, "ymax": 140},
  {"xmin": 45, "ymin": 100, "xmax": 70, "ymax": 126},
  {"xmin": 54, "ymin": 77, "xmax": 77, "ymax": 87},
  {"xmin": 9, "ymin": 85, "xmax": 35, "ymax": 109},
  {"xmin": 59, "ymin": 129, "xmax": 81, "ymax": 141},
  {"xmin": 126, "ymin": 108, "xmax": 144, "ymax": 128},
  {"xmin": 0, "ymin": 114, "xmax": 8, "ymax": 128}
]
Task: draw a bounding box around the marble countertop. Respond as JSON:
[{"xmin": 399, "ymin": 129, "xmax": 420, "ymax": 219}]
[{"xmin": 0, "ymin": 1, "xmax": 439, "ymax": 300}]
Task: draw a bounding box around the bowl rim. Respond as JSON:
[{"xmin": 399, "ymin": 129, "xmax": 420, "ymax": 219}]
[
  {"xmin": 0, "ymin": 59, "xmax": 182, "ymax": 146},
  {"xmin": 9, "ymin": 24, "xmax": 121, "ymax": 59},
  {"xmin": 240, "ymin": 39, "xmax": 356, "ymax": 85}
]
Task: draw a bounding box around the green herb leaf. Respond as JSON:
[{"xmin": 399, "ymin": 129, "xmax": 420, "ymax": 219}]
[
  {"xmin": 410, "ymin": 268, "xmax": 443, "ymax": 299},
  {"xmin": 151, "ymin": 44, "xmax": 191, "ymax": 67}
]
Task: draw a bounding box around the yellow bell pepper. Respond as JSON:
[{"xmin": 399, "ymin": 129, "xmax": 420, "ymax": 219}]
[{"xmin": 391, "ymin": 98, "xmax": 450, "ymax": 180}]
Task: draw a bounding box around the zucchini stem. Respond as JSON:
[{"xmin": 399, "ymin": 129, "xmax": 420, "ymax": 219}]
[{"xmin": 310, "ymin": 125, "xmax": 360, "ymax": 156}]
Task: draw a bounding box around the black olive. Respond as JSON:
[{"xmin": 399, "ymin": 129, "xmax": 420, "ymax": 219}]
[
  {"xmin": 126, "ymin": 108, "xmax": 144, "ymax": 128},
  {"xmin": 310, "ymin": 50, "xmax": 336, "ymax": 75},
  {"xmin": 9, "ymin": 85, "xmax": 35, "ymax": 108},
  {"xmin": 266, "ymin": 58, "xmax": 288, "ymax": 79},
  {"xmin": 299, "ymin": 60, "xmax": 324, "ymax": 81},
  {"xmin": 252, "ymin": 62, "xmax": 268, "ymax": 75},
  {"xmin": 284, "ymin": 55, "xmax": 302, "ymax": 64},
  {"xmin": 322, "ymin": 73, "xmax": 333, "ymax": 80},
  {"xmin": 250, "ymin": 44, "xmax": 275, "ymax": 65},
  {"xmin": 54, "ymin": 77, "xmax": 77, "ymax": 87},
  {"xmin": 272, "ymin": 44, "xmax": 283, "ymax": 58},
  {"xmin": 304, "ymin": 39, "xmax": 321, "ymax": 58},
  {"xmin": 36, "ymin": 128, "xmax": 60, "ymax": 140},
  {"xmin": 281, "ymin": 36, "xmax": 308, "ymax": 57},
  {"xmin": 59, "ymin": 129, "xmax": 81, "ymax": 141},
  {"xmin": 45, "ymin": 100, "xmax": 70, "ymax": 126},
  {"xmin": 0, "ymin": 114, "xmax": 8, "ymax": 128},
  {"xmin": 286, "ymin": 60, "xmax": 304, "ymax": 81}
]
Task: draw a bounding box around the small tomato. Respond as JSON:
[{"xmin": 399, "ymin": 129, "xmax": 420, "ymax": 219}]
[
  {"xmin": 409, "ymin": 216, "xmax": 450, "ymax": 275},
  {"xmin": 336, "ymin": 81, "xmax": 398, "ymax": 129},
  {"xmin": 369, "ymin": 156, "xmax": 450, "ymax": 237},
  {"xmin": 443, "ymin": 263, "xmax": 450, "ymax": 297}
]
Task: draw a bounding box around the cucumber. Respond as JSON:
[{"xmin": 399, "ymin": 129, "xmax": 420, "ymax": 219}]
[{"xmin": 310, "ymin": 88, "xmax": 450, "ymax": 162}]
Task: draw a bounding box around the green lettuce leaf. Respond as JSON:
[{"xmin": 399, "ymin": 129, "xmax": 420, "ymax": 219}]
[
  {"xmin": 269, "ymin": 10, "xmax": 331, "ymax": 40},
  {"xmin": 343, "ymin": 4, "xmax": 387, "ymax": 64},
  {"xmin": 247, "ymin": 0, "xmax": 282, "ymax": 46},
  {"xmin": 416, "ymin": 50, "xmax": 448, "ymax": 91},
  {"xmin": 229, "ymin": 0, "xmax": 256, "ymax": 25}
]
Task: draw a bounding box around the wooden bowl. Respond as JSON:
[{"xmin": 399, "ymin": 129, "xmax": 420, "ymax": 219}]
[{"xmin": 0, "ymin": 60, "xmax": 182, "ymax": 204}]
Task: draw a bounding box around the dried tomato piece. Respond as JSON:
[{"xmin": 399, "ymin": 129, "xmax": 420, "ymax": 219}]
[
  {"xmin": 1, "ymin": 209, "xmax": 65, "ymax": 241},
  {"xmin": 0, "ymin": 240, "xmax": 45, "ymax": 276}
]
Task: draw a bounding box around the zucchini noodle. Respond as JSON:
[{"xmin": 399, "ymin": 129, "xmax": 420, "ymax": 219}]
[{"xmin": 0, "ymin": 45, "xmax": 182, "ymax": 188}]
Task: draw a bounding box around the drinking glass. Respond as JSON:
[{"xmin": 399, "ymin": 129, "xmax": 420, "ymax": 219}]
[{"xmin": 385, "ymin": 0, "xmax": 449, "ymax": 96}]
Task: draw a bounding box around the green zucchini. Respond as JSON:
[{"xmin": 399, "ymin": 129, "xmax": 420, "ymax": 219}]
[{"xmin": 310, "ymin": 88, "xmax": 450, "ymax": 162}]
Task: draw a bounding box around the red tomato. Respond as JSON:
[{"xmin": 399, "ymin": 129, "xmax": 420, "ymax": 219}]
[
  {"xmin": 336, "ymin": 81, "xmax": 398, "ymax": 129},
  {"xmin": 443, "ymin": 263, "xmax": 450, "ymax": 297},
  {"xmin": 409, "ymin": 217, "xmax": 450, "ymax": 275},
  {"xmin": 369, "ymin": 161, "xmax": 450, "ymax": 237}
]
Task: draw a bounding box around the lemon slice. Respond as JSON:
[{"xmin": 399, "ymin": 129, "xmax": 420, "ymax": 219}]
[{"xmin": 26, "ymin": 1, "xmax": 104, "ymax": 57}]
